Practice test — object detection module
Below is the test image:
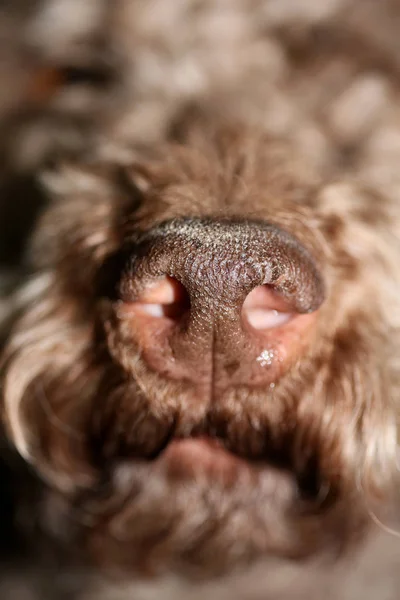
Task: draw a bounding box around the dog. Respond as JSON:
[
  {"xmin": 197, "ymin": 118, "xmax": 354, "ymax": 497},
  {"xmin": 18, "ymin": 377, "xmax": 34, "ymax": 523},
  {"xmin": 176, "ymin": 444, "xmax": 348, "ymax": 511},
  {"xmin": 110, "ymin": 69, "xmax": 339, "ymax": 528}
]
[{"xmin": 2, "ymin": 1, "xmax": 400, "ymax": 599}]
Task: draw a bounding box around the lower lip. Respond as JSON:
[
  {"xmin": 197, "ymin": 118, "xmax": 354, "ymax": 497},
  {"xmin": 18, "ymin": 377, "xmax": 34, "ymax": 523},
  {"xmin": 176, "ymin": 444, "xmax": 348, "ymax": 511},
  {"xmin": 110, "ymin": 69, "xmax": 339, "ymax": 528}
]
[
  {"xmin": 157, "ymin": 437, "xmax": 254, "ymax": 483},
  {"xmin": 153, "ymin": 438, "xmax": 295, "ymax": 505}
]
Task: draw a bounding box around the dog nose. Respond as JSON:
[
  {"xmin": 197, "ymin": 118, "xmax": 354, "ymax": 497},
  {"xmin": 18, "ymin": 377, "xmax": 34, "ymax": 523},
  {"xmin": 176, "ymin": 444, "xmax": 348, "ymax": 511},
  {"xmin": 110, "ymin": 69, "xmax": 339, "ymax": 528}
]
[{"xmin": 118, "ymin": 218, "xmax": 324, "ymax": 388}]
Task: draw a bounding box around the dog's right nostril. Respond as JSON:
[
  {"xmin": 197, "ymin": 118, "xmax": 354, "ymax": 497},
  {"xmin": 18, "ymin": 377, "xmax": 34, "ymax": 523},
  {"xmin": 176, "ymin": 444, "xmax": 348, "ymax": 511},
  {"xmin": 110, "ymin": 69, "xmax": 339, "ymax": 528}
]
[{"xmin": 124, "ymin": 276, "xmax": 190, "ymax": 320}]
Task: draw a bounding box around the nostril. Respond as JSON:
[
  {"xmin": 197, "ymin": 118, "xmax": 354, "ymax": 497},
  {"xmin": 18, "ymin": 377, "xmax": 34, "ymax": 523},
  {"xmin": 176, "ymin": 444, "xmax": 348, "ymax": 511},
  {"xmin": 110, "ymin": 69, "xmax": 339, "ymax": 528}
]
[
  {"xmin": 132, "ymin": 276, "xmax": 190, "ymax": 320},
  {"xmin": 242, "ymin": 285, "xmax": 294, "ymax": 331}
]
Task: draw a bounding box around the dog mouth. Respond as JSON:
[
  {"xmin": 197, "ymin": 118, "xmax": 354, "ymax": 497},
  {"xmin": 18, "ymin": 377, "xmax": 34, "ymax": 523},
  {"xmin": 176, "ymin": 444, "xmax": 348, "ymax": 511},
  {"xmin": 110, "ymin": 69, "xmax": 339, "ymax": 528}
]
[
  {"xmin": 124, "ymin": 435, "xmax": 303, "ymax": 515},
  {"xmin": 153, "ymin": 436, "xmax": 255, "ymax": 483},
  {"xmin": 84, "ymin": 422, "xmax": 341, "ymax": 576},
  {"xmin": 95, "ymin": 375, "xmax": 327, "ymax": 506},
  {"xmin": 97, "ymin": 416, "xmax": 328, "ymax": 509}
]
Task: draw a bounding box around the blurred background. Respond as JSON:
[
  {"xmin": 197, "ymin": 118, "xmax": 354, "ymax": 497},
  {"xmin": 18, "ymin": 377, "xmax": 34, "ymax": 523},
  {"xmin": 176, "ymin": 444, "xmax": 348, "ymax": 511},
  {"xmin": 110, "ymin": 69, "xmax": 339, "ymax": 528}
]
[
  {"xmin": 2, "ymin": 0, "xmax": 400, "ymax": 272},
  {"xmin": 1, "ymin": 0, "xmax": 400, "ymax": 597}
]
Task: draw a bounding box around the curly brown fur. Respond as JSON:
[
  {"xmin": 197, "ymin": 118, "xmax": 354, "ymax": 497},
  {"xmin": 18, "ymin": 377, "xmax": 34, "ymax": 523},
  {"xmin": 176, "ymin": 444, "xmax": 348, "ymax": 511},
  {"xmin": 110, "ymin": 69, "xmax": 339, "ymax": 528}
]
[
  {"xmin": 2, "ymin": 1, "xmax": 400, "ymax": 599},
  {"xmin": 2, "ymin": 118, "xmax": 400, "ymax": 587}
]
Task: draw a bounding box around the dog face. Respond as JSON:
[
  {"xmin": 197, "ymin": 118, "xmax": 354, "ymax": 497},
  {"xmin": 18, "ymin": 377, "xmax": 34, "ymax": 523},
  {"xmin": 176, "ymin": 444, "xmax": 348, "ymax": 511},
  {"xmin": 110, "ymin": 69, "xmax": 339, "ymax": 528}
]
[{"xmin": 1, "ymin": 122, "xmax": 399, "ymax": 578}]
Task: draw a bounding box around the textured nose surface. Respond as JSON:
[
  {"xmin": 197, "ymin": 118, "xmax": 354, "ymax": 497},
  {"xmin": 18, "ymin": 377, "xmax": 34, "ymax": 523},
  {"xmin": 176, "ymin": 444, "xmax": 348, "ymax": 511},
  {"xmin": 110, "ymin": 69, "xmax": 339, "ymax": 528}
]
[
  {"xmin": 119, "ymin": 218, "xmax": 325, "ymax": 389},
  {"xmin": 123, "ymin": 218, "xmax": 323, "ymax": 312}
]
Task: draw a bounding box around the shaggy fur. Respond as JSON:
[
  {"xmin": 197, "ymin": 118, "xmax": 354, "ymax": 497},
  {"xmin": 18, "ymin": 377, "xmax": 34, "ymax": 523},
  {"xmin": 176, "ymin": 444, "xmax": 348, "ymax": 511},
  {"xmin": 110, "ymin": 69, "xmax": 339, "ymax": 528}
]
[{"xmin": 2, "ymin": 1, "xmax": 400, "ymax": 599}]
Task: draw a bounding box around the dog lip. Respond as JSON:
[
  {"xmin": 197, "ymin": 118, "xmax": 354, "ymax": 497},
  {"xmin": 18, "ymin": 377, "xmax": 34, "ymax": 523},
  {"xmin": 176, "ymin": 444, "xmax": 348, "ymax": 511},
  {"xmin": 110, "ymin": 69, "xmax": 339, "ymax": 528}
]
[
  {"xmin": 154, "ymin": 436, "xmax": 256, "ymax": 482},
  {"xmin": 142, "ymin": 434, "xmax": 325, "ymax": 505}
]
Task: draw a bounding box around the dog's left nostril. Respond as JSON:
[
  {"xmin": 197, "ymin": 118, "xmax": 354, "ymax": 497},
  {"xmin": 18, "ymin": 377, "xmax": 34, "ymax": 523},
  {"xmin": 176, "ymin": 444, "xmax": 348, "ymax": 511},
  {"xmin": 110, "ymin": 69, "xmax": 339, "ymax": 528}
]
[
  {"xmin": 132, "ymin": 276, "xmax": 190, "ymax": 319},
  {"xmin": 242, "ymin": 285, "xmax": 294, "ymax": 330}
]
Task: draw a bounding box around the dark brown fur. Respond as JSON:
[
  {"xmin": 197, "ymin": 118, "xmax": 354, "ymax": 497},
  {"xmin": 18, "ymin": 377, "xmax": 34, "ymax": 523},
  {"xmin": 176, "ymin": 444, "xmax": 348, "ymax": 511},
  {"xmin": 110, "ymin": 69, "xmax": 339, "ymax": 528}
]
[
  {"xmin": 2, "ymin": 120, "xmax": 400, "ymax": 586},
  {"xmin": 2, "ymin": 1, "xmax": 400, "ymax": 599}
]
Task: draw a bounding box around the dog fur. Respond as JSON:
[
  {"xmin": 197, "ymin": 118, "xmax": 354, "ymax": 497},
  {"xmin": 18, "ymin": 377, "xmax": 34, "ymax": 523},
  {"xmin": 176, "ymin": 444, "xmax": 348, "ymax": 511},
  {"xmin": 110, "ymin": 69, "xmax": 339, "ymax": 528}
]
[{"xmin": 2, "ymin": 1, "xmax": 400, "ymax": 598}]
